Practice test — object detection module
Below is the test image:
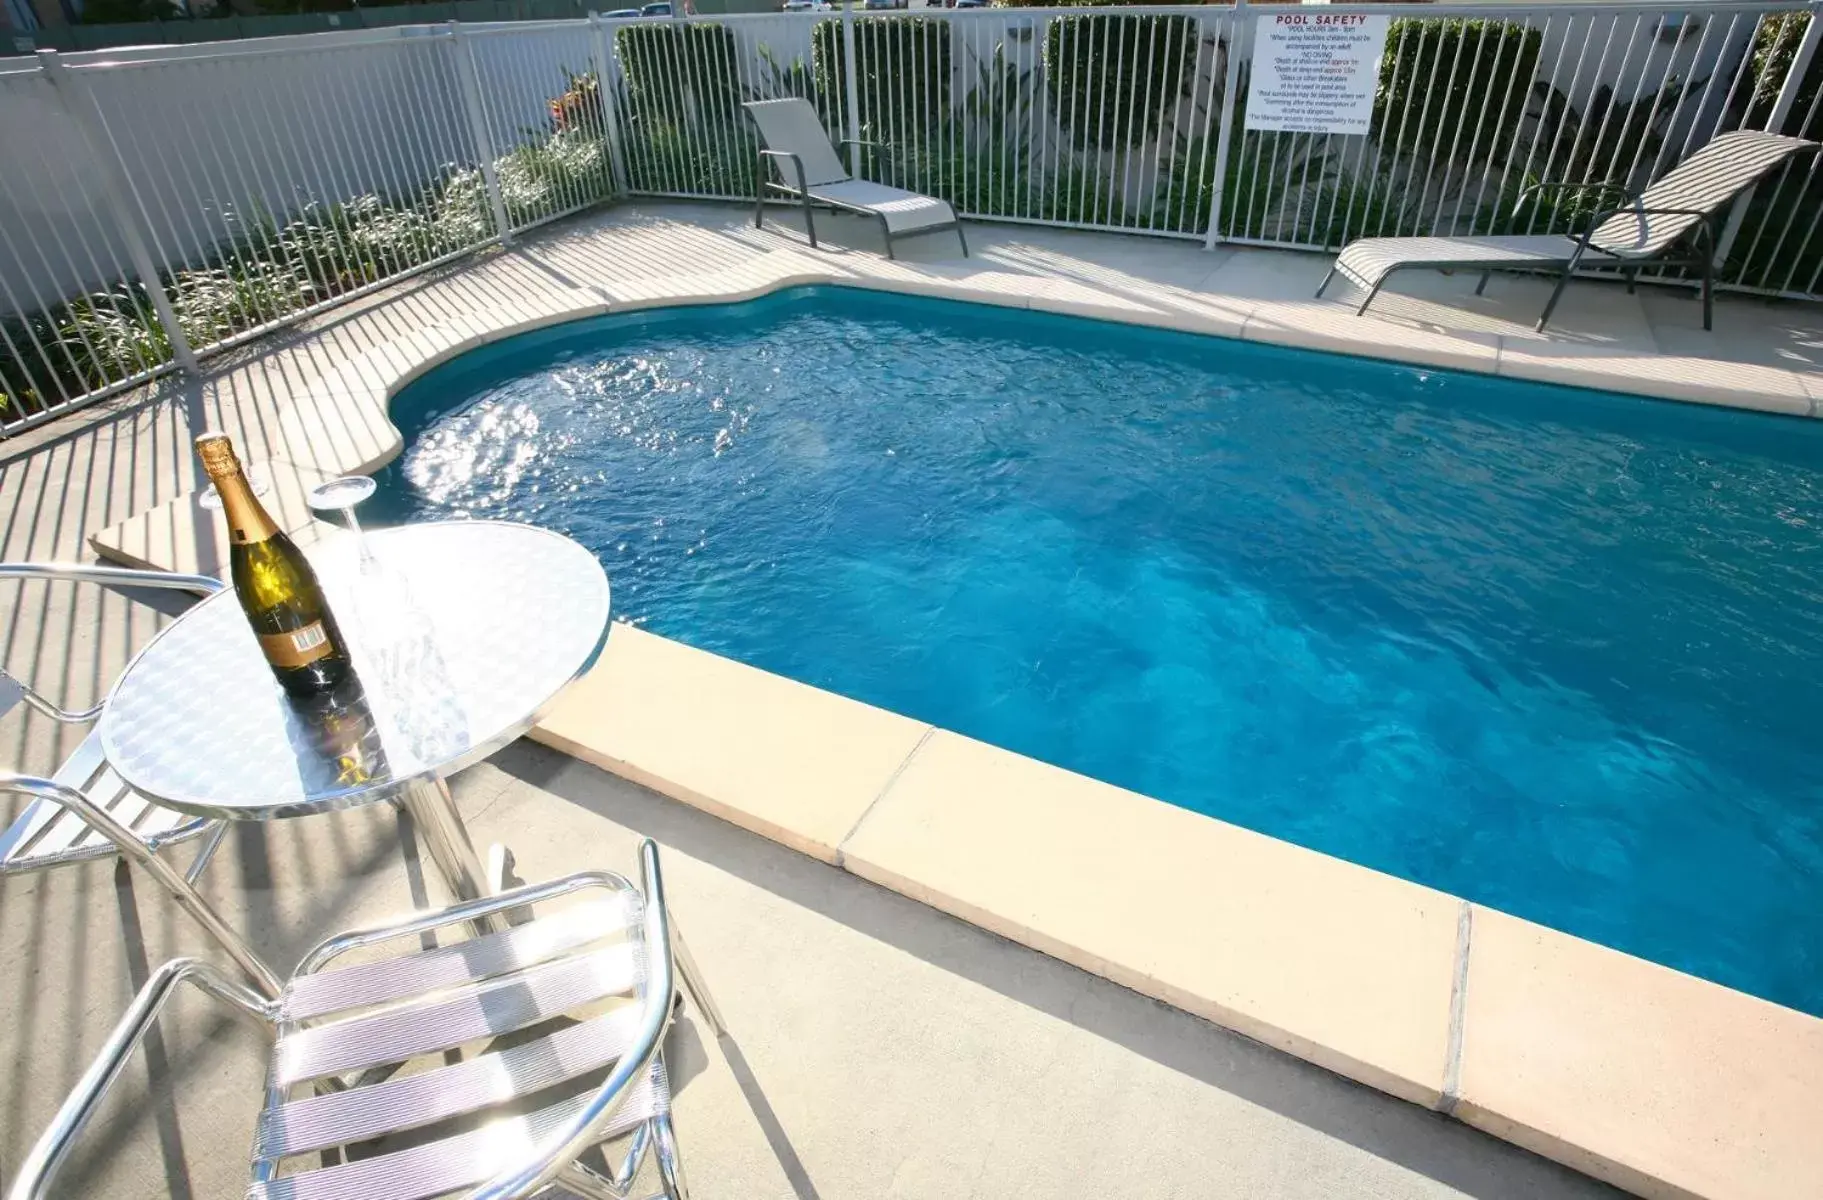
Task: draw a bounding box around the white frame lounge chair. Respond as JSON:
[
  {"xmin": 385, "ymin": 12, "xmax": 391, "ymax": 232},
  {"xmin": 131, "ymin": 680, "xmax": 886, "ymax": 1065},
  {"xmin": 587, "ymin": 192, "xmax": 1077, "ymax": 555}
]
[
  {"xmin": 8, "ymin": 841, "xmax": 725, "ymax": 1200},
  {"xmin": 743, "ymin": 97, "xmax": 968, "ymax": 259},
  {"xmin": 1318, "ymin": 130, "xmax": 1819, "ymax": 332}
]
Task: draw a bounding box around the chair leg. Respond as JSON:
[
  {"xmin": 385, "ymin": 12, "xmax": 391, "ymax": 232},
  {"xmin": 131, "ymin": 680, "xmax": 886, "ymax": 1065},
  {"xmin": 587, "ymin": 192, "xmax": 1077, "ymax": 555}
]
[
  {"xmin": 801, "ymin": 193, "xmax": 817, "ymax": 250},
  {"xmin": 955, "ymin": 223, "xmax": 968, "ymax": 258},
  {"xmin": 652, "ymin": 1111, "xmax": 691, "ymax": 1200},
  {"xmin": 1474, "ymin": 270, "xmax": 1491, "ymax": 296},
  {"xmin": 1315, "ymin": 266, "xmax": 1336, "ymax": 298},
  {"xmin": 1354, "ymin": 277, "xmax": 1386, "ymax": 316},
  {"xmin": 1625, "ymin": 269, "xmax": 1638, "ymax": 295},
  {"xmin": 673, "ymin": 922, "xmax": 728, "ymax": 1038},
  {"xmin": 753, "ymin": 165, "xmax": 765, "ymax": 231},
  {"xmin": 1702, "ymin": 257, "xmax": 1714, "ymax": 331},
  {"xmin": 1536, "ymin": 262, "xmax": 1576, "ymax": 333}
]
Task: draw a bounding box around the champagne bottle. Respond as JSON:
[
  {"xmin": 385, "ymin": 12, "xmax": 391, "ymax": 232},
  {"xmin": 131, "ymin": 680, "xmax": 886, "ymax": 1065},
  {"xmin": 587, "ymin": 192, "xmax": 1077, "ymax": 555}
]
[{"xmin": 195, "ymin": 432, "xmax": 352, "ymax": 699}]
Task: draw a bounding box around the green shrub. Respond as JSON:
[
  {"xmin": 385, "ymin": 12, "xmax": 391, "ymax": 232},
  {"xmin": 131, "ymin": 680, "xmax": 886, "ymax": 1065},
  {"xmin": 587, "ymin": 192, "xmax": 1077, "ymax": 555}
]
[
  {"xmin": 1375, "ymin": 19, "xmax": 1542, "ymax": 163},
  {"xmin": 615, "ymin": 22, "xmax": 744, "ymax": 127},
  {"xmin": 1044, "ymin": 12, "xmax": 1198, "ymax": 152},
  {"xmin": 813, "ymin": 16, "xmax": 951, "ymax": 144},
  {"xmin": 1747, "ymin": 12, "xmax": 1819, "ymax": 136}
]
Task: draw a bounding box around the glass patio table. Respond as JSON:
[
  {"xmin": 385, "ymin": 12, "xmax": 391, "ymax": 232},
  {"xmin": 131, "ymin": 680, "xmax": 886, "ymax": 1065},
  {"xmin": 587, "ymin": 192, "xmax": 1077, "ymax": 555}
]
[{"xmin": 98, "ymin": 519, "xmax": 611, "ymax": 906}]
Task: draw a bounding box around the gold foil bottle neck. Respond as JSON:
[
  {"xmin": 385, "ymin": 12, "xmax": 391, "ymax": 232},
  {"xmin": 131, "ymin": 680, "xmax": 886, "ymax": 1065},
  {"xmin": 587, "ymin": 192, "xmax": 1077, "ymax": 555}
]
[{"xmin": 194, "ymin": 432, "xmax": 242, "ymax": 479}]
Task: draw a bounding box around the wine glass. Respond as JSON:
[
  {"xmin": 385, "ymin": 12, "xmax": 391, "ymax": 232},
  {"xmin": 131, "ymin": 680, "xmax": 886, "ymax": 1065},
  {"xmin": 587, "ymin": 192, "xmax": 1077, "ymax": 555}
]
[{"xmin": 306, "ymin": 475, "xmax": 378, "ymax": 540}]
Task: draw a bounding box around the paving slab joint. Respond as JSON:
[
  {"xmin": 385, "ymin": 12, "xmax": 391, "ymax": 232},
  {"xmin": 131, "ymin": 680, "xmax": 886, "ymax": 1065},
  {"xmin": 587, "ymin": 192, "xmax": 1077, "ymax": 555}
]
[
  {"xmin": 835, "ymin": 724, "xmax": 934, "ymax": 869},
  {"xmin": 1437, "ymin": 899, "xmax": 1474, "ymax": 1116}
]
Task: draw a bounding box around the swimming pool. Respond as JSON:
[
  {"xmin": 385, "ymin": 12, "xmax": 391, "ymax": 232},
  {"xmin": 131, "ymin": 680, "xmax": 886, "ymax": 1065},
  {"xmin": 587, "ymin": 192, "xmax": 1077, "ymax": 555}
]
[{"xmin": 374, "ymin": 287, "xmax": 1823, "ymax": 1016}]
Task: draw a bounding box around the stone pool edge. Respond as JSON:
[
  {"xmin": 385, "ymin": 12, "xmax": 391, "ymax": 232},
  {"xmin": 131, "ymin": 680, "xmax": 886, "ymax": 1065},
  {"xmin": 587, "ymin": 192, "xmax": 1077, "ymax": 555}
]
[
  {"xmin": 535, "ymin": 623, "xmax": 1823, "ymax": 1200},
  {"xmin": 89, "ymin": 262, "xmax": 1823, "ymax": 1200}
]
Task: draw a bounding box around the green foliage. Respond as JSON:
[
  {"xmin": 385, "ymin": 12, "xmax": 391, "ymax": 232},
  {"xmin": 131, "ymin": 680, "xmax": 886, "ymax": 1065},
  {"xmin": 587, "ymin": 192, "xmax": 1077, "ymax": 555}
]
[
  {"xmin": 0, "ymin": 75, "xmax": 621, "ymax": 424},
  {"xmin": 1375, "ymin": 19, "xmax": 1542, "ymax": 162},
  {"xmin": 1043, "ymin": 12, "xmax": 1197, "ymax": 152},
  {"xmin": 615, "ymin": 22, "xmax": 744, "ymax": 126},
  {"xmin": 1521, "ymin": 71, "xmax": 1702, "ymax": 186},
  {"xmin": 623, "ymin": 119, "xmax": 755, "ymax": 196},
  {"xmin": 1747, "ymin": 12, "xmax": 1819, "ymax": 136},
  {"xmin": 868, "ymin": 44, "xmax": 1035, "ymax": 218},
  {"xmin": 814, "ymin": 16, "xmax": 952, "ymax": 144}
]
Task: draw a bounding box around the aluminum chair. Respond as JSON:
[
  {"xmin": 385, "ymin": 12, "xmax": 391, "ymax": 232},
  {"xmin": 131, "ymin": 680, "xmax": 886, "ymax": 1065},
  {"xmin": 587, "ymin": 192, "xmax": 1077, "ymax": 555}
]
[
  {"xmin": 0, "ymin": 562, "xmax": 281, "ymax": 996},
  {"xmin": 8, "ymin": 839, "xmax": 722, "ymax": 1200}
]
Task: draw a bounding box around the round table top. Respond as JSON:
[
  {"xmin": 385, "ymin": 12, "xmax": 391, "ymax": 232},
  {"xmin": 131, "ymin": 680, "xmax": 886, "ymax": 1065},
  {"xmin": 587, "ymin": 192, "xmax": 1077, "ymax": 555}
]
[{"xmin": 100, "ymin": 520, "xmax": 610, "ymax": 819}]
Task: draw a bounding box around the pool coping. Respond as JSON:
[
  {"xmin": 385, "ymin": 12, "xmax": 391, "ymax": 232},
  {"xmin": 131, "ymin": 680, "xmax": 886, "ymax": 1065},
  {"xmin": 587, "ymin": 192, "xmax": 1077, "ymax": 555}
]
[{"xmin": 89, "ymin": 251, "xmax": 1823, "ymax": 1200}]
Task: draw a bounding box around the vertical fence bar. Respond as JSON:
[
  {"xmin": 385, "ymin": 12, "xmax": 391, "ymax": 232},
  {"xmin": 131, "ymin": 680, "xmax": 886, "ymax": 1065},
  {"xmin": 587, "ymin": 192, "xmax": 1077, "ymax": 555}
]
[
  {"xmin": 590, "ymin": 14, "xmax": 631, "ymax": 195},
  {"xmin": 450, "ymin": 22, "xmax": 513, "ymax": 245},
  {"xmin": 1714, "ymin": 4, "xmax": 1821, "ymax": 267},
  {"xmin": 1203, "ymin": 0, "xmax": 1244, "ymax": 249},
  {"xmin": 842, "ymin": 0, "xmax": 861, "ymax": 175},
  {"xmin": 35, "ymin": 51, "xmax": 197, "ymax": 374}
]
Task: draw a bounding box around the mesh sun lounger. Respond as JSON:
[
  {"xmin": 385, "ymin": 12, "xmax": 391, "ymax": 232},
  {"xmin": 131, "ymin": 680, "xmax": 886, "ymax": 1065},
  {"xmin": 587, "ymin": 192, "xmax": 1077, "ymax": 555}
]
[
  {"xmin": 1318, "ymin": 130, "xmax": 1819, "ymax": 332},
  {"xmin": 743, "ymin": 97, "xmax": 968, "ymax": 259}
]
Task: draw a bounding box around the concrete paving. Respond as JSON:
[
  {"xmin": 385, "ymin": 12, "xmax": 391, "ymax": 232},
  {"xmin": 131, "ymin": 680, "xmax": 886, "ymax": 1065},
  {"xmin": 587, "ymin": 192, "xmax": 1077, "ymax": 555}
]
[
  {"xmin": 6, "ymin": 200, "xmax": 1812, "ymax": 1198},
  {"xmin": 1, "ymin": 731, "xmax": 1624, "ymax": 1199}
]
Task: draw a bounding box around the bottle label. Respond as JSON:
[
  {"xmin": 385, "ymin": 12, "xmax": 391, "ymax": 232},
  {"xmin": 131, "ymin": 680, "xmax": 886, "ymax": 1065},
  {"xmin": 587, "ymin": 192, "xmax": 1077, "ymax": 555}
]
[{"xmin": 259, "ymin": 622, "xmax": 335, "ymax": 669}]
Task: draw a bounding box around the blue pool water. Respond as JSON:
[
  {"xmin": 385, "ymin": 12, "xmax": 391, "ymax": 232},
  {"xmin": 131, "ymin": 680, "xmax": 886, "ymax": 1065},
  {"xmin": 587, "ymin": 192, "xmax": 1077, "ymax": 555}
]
[{"xmin": 374, "ymin": 287, "xmax": 1823, "ymax": 1015}]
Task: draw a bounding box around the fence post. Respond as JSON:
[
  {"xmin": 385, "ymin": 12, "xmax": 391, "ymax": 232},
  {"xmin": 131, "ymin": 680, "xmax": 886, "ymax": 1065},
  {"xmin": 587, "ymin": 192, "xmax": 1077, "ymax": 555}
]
[
  {"xmin": 1713, "ymin": 4, "xmax": 1821, "ymax": 269},
  {"xmin": 588, "ymin": 13, "xmax": 632, "ymax": 195},
  {"xmin": 841, "ymin": 0, "xmax": 862, "ymax": 175},
  {"xmin": 36, "ymin": 50, "xmax": 198, "ymax": 375},
  {"xmin": 1202, "ymin": 0, "xmax": 1247, "ymax": 251},
  {"xmin": 449, "ymin": 21, "xmax": 514, "ymax": 246}
]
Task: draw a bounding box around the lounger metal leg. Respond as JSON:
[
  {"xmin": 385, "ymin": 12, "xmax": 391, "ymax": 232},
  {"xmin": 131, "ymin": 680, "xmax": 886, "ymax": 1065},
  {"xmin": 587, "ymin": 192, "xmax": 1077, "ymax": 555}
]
[
  {"xmin": 1537, "ymin": 238, "xmax": 1592, "ymax": 333},
  {"xmin": 1701, "ymin": 256, "xmax": 1714, "ymax": 331},
  {"xmin": 673, "ymin": 922, "xmax": 728, "ymax": 1038},
  {"xmin": 1625, "ymin": 269, "xmax": 1638, "ymax": 295},
  {"xmin": 801, "ymin": 193, "xmax": 817, "ymax": 249},
  {"xmin": 556, "ymin": 1161, "xmax": 621, "ymax": 1200},
  {"xmin": 1316, "ymin": 266, "xmax": 1336, "ymax": 298},
  {"xmin": 955, "ymin": 224, "xmax": 968, "ymax": 258},
  {"xmin": 1354, "ymin": 278, "xmax": 1386, "ymax": 316},
  {"xmin": 1536, "ymin": 264, "xmax": 1576, "ymax": 333},
  {"xmin": 880, "ymin": 215, "xmax": 895, "ymax": 260},
  {"xmin": 752, "ymin": 157, "xmax": 765, "ymax": 231},
  {"xmin": 1474, "ymin": 271, "xmax": 1491, "ymax": 296}
]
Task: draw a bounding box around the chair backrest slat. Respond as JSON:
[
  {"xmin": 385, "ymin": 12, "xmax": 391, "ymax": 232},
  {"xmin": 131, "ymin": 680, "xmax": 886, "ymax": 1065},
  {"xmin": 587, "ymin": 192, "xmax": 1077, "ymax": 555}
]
[
  {"xmin": 743, "ymin": 98, "xmax": 851, "ymax": 187},
  {"xmin": 1589, "ymin": 131, "xmax": 1817, "ymax": 257}
]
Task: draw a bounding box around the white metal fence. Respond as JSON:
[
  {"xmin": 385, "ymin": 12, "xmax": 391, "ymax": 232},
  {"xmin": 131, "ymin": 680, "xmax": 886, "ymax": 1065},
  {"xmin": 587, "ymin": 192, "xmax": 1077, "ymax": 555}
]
[{"xmin": 1, "ymin": 1, "xmax": 1818, "ymax": 434}]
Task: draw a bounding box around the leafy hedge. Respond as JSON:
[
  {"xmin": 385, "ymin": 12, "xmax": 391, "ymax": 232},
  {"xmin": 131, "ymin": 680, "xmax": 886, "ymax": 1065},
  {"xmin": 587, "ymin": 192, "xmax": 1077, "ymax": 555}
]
[
  {"xmin": 615, "ymin": 22, "xmax": 744, "ymax": 127},
  {"xmin": 813, "ymin": 16, "xmax": 951, "ymax": 144},
  {"xmin": 1375, "ymin": 18, "xmax": 1542, "ymax": 162},
  {"xmin": 0, "ymin": 129, "xmax": 612, "ymax": 421},
  {"xmin": 1044, "ymin": 12, "xmax": 1199, "ymax": 152}
]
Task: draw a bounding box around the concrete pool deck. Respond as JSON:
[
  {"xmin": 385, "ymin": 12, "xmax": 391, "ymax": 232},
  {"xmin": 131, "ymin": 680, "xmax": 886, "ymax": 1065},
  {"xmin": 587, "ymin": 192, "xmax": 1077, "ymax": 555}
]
[{"xmin": 3, "ymin": 201, "xmax": 1821, "ymax": 1199}]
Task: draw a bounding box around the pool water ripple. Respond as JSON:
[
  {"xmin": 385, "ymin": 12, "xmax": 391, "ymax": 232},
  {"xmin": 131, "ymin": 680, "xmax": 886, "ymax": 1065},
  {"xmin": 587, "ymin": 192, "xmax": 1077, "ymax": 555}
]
[{"xmin": 375, "ymin": 288, "xmax": 1823, "ymax": 1015}]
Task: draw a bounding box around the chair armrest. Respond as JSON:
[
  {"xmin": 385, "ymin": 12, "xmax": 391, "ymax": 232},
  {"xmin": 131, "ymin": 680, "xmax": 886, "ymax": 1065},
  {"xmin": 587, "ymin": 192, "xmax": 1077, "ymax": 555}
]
[
  {"xmin": 0, "ymin": 564, "xmax": 224, "ymax": 723},
  {"xmin": 461, "ymin": 842, "xmax": 677, "ymax": 1200},
  {"xmin": 0, "ymin": 775, "xmax": 282, "ymax": 995},
  {"xmin": 757, "ymin": 148, "xmax": 812, "ymax": 197},
  {"xmin": 5, "ymin": 957, "xmax": 274, "ymax": 1200},
  {"xmin": 1584, "ymin": 204, "xmax": 1718, "ymax": 256},
  {"xmin": 0, "ymin": 562, "xmax": 225, "ymax": 597}
]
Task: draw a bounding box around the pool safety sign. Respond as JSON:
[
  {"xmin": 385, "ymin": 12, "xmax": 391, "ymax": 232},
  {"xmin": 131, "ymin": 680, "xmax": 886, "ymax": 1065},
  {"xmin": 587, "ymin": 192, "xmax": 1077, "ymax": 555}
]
[{"xmin": 1244, "ymin": 12, "xmax": 1391, "ymax": 136}]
